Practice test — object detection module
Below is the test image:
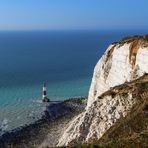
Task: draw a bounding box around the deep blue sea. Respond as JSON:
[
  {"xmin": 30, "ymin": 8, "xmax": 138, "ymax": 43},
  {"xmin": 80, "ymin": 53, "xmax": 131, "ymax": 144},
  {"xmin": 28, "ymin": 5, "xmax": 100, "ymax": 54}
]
[{"xmin": 0, "ymin": 30, "xmax": 147, "ymax": 133}]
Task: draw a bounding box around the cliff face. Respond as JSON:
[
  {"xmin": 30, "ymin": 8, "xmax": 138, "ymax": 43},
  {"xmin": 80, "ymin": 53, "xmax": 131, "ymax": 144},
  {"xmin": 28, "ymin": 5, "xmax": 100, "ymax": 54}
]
[
  {"xmin": 87, "ymin": 35, "xmax": 148, "ymax": 108},
  {"xmin": 57, "ymin": 35, "xmax": 148, "ymax": 146}
]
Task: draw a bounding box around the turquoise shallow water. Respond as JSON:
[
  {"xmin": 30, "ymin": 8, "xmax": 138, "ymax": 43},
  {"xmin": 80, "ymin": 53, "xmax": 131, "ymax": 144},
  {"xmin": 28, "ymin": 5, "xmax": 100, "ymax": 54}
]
[{"xmin": 0, "ymin": 30, "xmax": 147, "ymax": 133}]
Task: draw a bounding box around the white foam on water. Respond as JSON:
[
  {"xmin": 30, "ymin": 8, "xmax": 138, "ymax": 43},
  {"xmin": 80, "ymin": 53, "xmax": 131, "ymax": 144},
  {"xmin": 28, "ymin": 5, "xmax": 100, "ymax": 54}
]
[
  {"xmin": 34, "ymin": 99, "xmax": 43, "ymax": 104},
  {"xmin": 0, "ymin": 118, "xmax": 9, "ymax": 132}
]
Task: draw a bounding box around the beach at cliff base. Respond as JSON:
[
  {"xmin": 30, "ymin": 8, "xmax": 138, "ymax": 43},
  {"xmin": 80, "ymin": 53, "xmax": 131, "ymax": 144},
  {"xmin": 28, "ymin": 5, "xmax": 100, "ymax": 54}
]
[{"xmin": 0, "ymin": 97, "xmax": 87, "ymax": 148}]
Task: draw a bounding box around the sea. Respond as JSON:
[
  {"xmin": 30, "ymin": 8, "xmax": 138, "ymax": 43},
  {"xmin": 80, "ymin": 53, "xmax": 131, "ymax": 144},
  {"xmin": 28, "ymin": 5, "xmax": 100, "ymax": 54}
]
[{"xmin": 0, "ymin": 30, "xmax": 147, "ymax": 133}]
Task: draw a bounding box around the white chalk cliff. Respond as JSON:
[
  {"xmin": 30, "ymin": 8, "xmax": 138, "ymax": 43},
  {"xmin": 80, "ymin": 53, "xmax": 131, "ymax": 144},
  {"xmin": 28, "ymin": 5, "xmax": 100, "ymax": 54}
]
[{"xmin": 57, "ymin": 35, "xmax": 148, "ymax": 146}]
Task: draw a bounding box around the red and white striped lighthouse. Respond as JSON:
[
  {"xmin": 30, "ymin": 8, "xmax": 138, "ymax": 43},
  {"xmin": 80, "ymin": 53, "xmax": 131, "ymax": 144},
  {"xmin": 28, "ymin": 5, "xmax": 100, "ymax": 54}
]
[{"xmin": 42, "ymin": 82, "xmax": 50, "ymax": 102}]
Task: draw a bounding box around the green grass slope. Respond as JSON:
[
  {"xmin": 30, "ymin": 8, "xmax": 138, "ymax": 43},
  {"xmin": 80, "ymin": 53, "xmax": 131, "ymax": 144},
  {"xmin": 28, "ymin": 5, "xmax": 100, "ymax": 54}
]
[{"xmin": 69, "ymin": 74, "xmax": 148, "ymax": 148}]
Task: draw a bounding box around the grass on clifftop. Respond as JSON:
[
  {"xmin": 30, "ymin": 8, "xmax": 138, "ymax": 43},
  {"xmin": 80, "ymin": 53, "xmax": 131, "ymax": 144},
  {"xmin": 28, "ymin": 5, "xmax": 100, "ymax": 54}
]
[{"xmin": 69, "ymin": 74, "xmax": 148, "ymax": 148}]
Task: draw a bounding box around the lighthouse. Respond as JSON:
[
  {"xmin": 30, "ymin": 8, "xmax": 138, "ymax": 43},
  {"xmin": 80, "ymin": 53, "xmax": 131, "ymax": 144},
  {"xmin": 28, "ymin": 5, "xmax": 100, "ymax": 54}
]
[{"xmin": 42, "ymin": 82, "xmax": 50, "ymax": 102}]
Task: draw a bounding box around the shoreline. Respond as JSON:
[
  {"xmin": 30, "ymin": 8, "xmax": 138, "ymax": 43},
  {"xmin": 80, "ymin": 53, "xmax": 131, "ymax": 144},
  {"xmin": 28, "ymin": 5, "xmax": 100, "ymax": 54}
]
[{"xmin": 0, "ymin": 96, "xmax": 87, "ymax": 148}]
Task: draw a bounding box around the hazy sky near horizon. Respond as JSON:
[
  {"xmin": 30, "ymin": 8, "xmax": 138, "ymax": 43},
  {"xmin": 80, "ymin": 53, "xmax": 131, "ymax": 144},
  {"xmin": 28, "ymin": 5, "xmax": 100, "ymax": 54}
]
[{"xmin": 0, "ymin": 0, "xmax": 147, "ymax": 30}]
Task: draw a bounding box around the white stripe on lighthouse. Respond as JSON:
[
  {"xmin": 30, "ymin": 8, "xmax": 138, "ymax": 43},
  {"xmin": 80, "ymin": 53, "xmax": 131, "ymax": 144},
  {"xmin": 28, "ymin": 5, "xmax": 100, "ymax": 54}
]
[
  {"xmin": 42, "ymin": 94, "xmax": 46, "ymax": 98},
  {"xmin": 43, "ymin": 87, "xmax": 46, "ymax": 91}
]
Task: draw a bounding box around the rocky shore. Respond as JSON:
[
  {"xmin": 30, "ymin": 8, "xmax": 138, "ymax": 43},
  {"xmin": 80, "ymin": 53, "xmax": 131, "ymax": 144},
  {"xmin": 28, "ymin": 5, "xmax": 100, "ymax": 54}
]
[{"xmin": 0, "ymin": 97, "xmax": 87, "ymax": 148}]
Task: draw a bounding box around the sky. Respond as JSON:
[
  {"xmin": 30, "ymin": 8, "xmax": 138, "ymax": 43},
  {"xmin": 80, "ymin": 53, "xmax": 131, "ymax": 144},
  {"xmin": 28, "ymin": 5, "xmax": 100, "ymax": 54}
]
[{"xmin": 0, "ymin": 0, "xmax": 147, "ymax": 30}]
